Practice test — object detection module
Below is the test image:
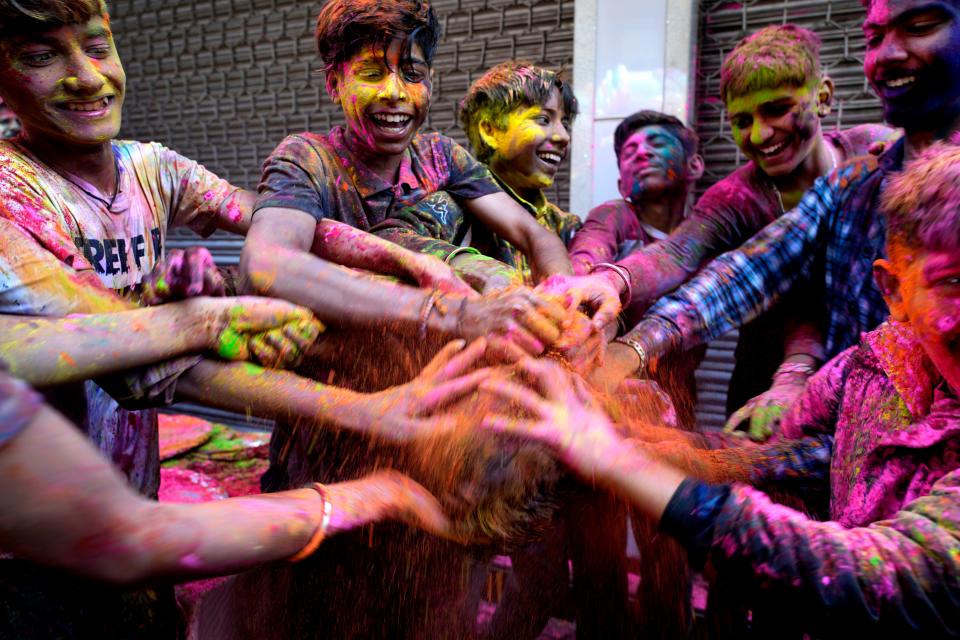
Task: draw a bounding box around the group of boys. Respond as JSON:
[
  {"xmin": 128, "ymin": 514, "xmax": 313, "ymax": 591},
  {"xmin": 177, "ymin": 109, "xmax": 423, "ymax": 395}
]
[{"xmin": 0, "ymin": 0, "xmax": 958, "ymax": 637}]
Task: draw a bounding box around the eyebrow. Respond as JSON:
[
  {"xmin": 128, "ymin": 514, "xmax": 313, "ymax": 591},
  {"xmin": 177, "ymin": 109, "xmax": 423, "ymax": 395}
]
[
  {"xmin": 86, "ymin": 26, "xmax": 113, "ymax": 39},
  {"xmin": 15, "ymin": 25, "xmax": 112, "ymax": 48},
  {"xmin": 863, "ymin": 2, "xmax": 950, "ymax": 30}
]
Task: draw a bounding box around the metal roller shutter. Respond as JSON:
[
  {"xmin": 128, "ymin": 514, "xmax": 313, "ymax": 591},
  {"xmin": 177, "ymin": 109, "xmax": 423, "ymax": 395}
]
[
  {"xmin": 111, "ymin": 0, "xmax": 575, "ymax": 265},
  {"xmin": 691, "ymin": 0, "xmax": 886, "ymax": 430},
  {"xmin": 109, "ymin": 0, "xmax": 575, "ymax": 427}
]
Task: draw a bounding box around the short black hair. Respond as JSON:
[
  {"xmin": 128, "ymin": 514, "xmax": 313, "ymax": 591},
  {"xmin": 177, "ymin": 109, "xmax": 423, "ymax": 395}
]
[
  {"xmin": 458, "ymin": 61, "xmax": 578, "ymax": 163},
  {"xmin": 314, "ymin": 0, "xmax": 440, "ymax": 79},
  {"xmin": 0, "ymin": 0, "xmax": 108, "ymax": 39},
  {"xmin": 613, "ymin": 110, "xmax": 698, "ymax": 161}
]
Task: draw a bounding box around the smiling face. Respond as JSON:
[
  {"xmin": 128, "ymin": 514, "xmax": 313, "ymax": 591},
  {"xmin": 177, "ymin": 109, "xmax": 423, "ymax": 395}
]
[
  {"xmin": 727, "ymin": 82, "xmax": 825, "ymax": 178},
  {"xmin": 616, "ymin": 125, "xmax": 690, "ymax": 202},
  {"xmin": 328, "ymin": 37, "xmax": 432, "ymax": 161},
  {"xmin": 863, "ymin": 0, "xmax": 960, "ymax": 130},
  {"xmin": 483, "ymin": 87, "xmax": 571, "ymax": 193},
  {"xmin": 0, "ymin": 15, "xmax": 123, "ymax": 149},
  {"xmin": 877, "ymin": 242, "xmax": 960, "ymax": 393}
]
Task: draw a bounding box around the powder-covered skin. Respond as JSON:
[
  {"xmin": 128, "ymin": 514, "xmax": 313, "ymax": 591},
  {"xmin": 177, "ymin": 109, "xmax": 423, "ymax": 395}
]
[
  {"xmin": 571, "ymin": 125, "xmax": 896, "ymax": 295},
  {"xmin": 660, "ymin": 321, "xmax": 960, "ymax": 635},
  {"xmin": 0, "ymin": 368, "xmax": 43, "ymax": 447},
  {"xmin": 255, "ymin": 126, "xmax": 500, "ymax": 237},
  {"xmin": 628, "ymin": 137, "xmax": 909, "ymax": 363},
  {"xmin": 0, "ymin": 138, "xmax": 241, "ymax": 497}
]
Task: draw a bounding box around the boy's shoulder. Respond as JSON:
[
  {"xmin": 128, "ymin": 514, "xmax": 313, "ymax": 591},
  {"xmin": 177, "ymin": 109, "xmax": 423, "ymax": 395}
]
[
  {"xmin": 586, "ymin": 198, "xmax": 634, "ymax": 220},
  {"xmin": 829, "ymin": 123, "xmax": 901, "ymax": 159},
  {"xmin": 857, "ymin": 321, "xmax": 939, "ymax": 417}
]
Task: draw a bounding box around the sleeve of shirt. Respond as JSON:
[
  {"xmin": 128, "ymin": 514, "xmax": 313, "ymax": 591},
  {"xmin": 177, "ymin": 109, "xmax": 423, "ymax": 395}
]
[
  {"xmin": 0, "ymin": 369, "xmax": 44, "ymax": 449},
  {"xmin": 661, "ymin": 470, "xmax": 960, "ymax": 635},
  {"xmin": 153, "ymin": 143, "xmax": 245, "ymax": 237},
  {"xmin": 371, "ymin": 191, "xmax": 467, "ymax": 261},
  {"xmin": 624, "ymin": 171, "xmax": 839, "ymax": 356},
  {"xmin": 440, "ymin": 139, "xmax": 502, "ymax": 201},
  {"xmin": 567, "ymin": 202, "xmax": 634, "ymax": 275},
  {"xmin": 254, "ymin": 135, "xmax": 332, "ymax": 221}
]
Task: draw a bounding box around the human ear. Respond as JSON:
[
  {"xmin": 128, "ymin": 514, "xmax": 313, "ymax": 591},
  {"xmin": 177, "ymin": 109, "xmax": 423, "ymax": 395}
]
[
  {"xmin": 816, "ymin": 76, "xmax": 835, "ymax": 117},
  {"xmin": 326, "ymin": 72, "xmax": 341, "ymax": 105},
  {"xmin": 478, "ymin": 118, "xmax": 502, "ymax": 154},
  {"xmin": 873, "ymin": 258, "xmax": 907, "ymax": 321},
  {"xmin": 686, "ymin": 153, "xmax": 705, "ymax": 182}
]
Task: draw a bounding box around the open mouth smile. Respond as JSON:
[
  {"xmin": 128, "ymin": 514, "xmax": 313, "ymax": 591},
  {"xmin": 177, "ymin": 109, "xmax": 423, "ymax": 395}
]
[
  {"xmin": 757, "ymin": 139, "xmax": 789, "ymax": 159},
  {"xmin": 369, "ymin": 112, "xmax": 414, "ymax": 135},
  {"xmin": 536, "ymin": 150, "xmax": 563, "ymax": 167},
  {"xmin": 882, "ymin": 75, "xmax": 916, "ymax": 90},
  {"xmin": 56, "ymin": 96, "xmax": 114, "ymax": 116}
]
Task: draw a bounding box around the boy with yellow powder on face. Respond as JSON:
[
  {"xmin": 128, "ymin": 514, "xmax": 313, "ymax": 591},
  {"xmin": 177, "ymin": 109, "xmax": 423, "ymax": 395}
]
[
  {"xmin": 455, "ymin": 61, "xmax": 581, "ymax": 278},
  {"xmin": 452, "ymin": 61, "xmax": 632, "ymax": 639}
]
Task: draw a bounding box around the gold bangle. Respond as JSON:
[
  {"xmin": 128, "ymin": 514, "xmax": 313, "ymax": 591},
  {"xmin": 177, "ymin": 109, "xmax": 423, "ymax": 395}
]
[
  {"xmin": 288, "ymin": 483, "xmax": 332, "ymax": 563},
  {"xmin": 614, "ymin": 336, "xmax": 647, "ymax": 374}
]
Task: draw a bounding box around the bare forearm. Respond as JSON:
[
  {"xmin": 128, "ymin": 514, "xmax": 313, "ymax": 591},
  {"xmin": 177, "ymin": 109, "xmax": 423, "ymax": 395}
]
[
  {"xmin": 314, "ymin": 219, "xmax": 425, "ymax": 279},
  {"xmin": 242, "ymin": 237, "xmax": 454, "ymax": 336},
  {"xmin": 527, "ymin": 230, "xmax": 573, "ymax": 280},
  {"xmin": 0, "ymin": 304, "xmax": 215, "ymax": 386},
  {"xmin": 177, "ymin": 359, "xmax": 364, "ymax": 429},
  {"xmin": 595, "ymin": 443, "xmax": 686, "ymax": 523}
]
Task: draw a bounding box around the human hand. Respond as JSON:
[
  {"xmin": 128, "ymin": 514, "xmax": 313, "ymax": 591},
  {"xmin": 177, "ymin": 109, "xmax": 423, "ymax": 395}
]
[
  {"xmin": 723, "ymin": 366, "xmax": 811, "ymax": 442},
  {"xmin": 557, "ymin": 311, "xmax": 606, "ymax": 376},
  {"xmin": 456, "ymin": 288, "xmax": 569, "ymax": 355},
  {"xmin": 448, "ymin": 252, "xmax": 524, "ymax": 294},
  {"xmin": 140, "ymin": 247, "xmax": 225, "ymax": 305},
  {"xmin": 586, "ymin": 341, "xmax": 643, "ymax": 392},
  {"xmin": 346, "ymin": 338, "xmax": 495, "ymax": 442},
  {"xmin": 202, "ymin": 297, "xmax": 323, "ymax": 369},
  {"xmin": 534, "ymin": 273, "xmax": 622, "ymax": 332},
  {"xmin": 409, "ymin": 254, "xmax": 480, "ymax": 299},
  {"xmin": 480, "ymin": 358, "xmax": 624, "ymax": 480},
  {"xmin": 326, "ymin": 470, "xmax": 453, "ymax": 539}
]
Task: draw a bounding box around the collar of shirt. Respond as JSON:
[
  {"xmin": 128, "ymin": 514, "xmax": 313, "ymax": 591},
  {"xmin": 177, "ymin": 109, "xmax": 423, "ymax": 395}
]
[
  {"xmin": 878, "ymin": 136, "xmax": 907, "ymax": 174},
  {"xmin": 12, "ymin": 139, "xmax": 131, "ymax": 214},
  {"xmin": 490, "ymin": 170, "xmax": 549, "ymax": 219},
  {"xmin": 863, "ymin": 320, "xmax": 941, "ymax": 418},
  {"xmin": 328, "ymin": 126, "xmax": 418, "ymax": 199}
]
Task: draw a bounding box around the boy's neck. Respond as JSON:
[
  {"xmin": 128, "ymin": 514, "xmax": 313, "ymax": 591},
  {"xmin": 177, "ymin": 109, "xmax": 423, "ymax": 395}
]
[
  {"xmin": 767, "ymin": 133, "xmax": 834, "ymax": 206},
  {"xmin": 628, "ymin": 192, "xmax": 686, "ymax": 235},
  {"xmin": 492, "ymin": 170, "xmax": 546, "ymax": 211},
  {"xmin": 20, "ymin": 132, "xmax": 116, "ymax": 194},
  {"xmin": 343, "ymin": 129, "xmax": 403, "ymax": 184}
]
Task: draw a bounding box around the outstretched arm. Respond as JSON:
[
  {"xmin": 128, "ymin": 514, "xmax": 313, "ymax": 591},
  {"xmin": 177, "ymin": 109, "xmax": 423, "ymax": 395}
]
[
  {"xmin": 0, "ymin": 377, "xmax": 450, "ymax": 585},
  {"xmin": 0, "ymin": 298, "xmax": 318, "ymax": 387},
  {"xmin": 463, "ymin": 191, "xmax": 573, "ymax": 281},
  {"xmin": 176, "ymin": 338, "xmax": 495, "ymax": 443},
  {"xmin": 482, "ymin": 359, "xmax": 960, "ymax": 634},
  {"xmin": 242, "ymin": 208, "xmax": 567, "ymax": 354}
]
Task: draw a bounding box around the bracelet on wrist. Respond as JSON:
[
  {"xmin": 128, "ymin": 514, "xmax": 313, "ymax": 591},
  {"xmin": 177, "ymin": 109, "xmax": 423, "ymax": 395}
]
[
  {"xmin": 774, "ymin": 361, "xmax": 817, "ymax": 379},
  {"xmin": 614, "ymin": 336, "xmax": 647, "ymax": 374},
  {"xmin": 444, "ymin": 246, "xmax": 482, "ymax": 265},
  {"xmin": 591, "ymin": 262, "xmax": 633, "ymax": 303},
  {"xmin": 417, "ymin": 289, "xmax": 441, "ymax": 341},
  {"xmin": 288, "ymin": 483, "xmax": 332, "ymax": 563}
]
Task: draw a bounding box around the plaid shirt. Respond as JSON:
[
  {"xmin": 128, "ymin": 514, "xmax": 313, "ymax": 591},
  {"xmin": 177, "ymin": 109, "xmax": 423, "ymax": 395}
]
[{"xmin": 628, "ymin": 138, "xmax": 905, "ymax": 361}]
